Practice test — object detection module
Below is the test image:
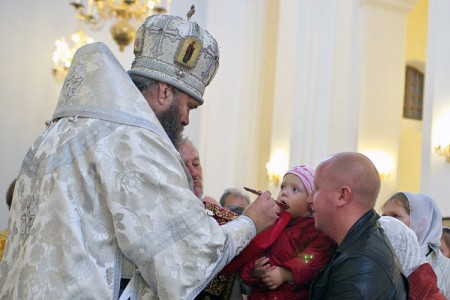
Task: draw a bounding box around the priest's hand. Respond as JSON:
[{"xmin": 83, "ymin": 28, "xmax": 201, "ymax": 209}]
[{"xmin": 242, "ymin": 191, "xmax": 279, "ymax": 234}]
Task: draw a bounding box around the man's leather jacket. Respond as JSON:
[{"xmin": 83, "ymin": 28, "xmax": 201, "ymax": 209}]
[{"xmin": 310, "ymin": 209, "xmax": 408, "ymax": 299}]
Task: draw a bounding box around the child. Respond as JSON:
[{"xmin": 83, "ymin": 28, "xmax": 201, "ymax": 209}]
[{"xmin": 240, "ymin": 165, "xmax": 335, "ymax": 300}]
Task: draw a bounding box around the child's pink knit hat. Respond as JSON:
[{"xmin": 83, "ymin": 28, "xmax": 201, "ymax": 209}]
[{"xmin": 285, "ymin": 165, "xmax": 315, "ymax": 196}]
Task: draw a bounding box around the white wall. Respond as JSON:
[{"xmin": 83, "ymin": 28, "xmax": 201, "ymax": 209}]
[
  {"xmin": 200, "ymin": 0, "xmax": 274, "ymax": 199},
  {"xmin": 421, "ymin": 0, "xmax": 450, "ymax": 216},
  {"xmin": 0, "ymin": 1, "xmax": 74, "ymax": 229}
]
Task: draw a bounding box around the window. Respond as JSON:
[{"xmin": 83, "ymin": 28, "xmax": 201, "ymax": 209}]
[{"xmin": 403, "ymin": 66, "xmax": 424, "ymax": 120}]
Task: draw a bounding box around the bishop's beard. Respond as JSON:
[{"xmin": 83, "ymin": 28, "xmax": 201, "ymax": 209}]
[{"xmin": 158, "ymin": 100, "xmax": 184, "ymax": 150}]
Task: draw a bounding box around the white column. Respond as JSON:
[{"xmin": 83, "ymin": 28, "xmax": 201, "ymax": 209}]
[
  {"xmin": 267, "ymin": 0, "xmax": 359, "ymax": 194},
  {"xmin": 197, "ymin": 0, "xmax": 271, "ymax": 198},
  {"xmin": 356, "ymin": 0, "xmax": 417, "ymax": 204},
  {"xmin": 421, "ymin": 0, "xmax": 450, "ymax": 216},
  {"xmin": 268, "ymin": 0, "xmax": 416, "ymax": 202},
  {"xmin": 265, "ymin": 0, "xmax": 302, "ymax": 193},
  {"xmin": 288, "ymin": 0, "xmax": 361, "ymax": 165}
]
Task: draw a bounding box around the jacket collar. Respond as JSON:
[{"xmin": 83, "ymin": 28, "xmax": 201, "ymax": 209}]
[{"xmin": 336, "ymin": 209, "xmax": 380, "ymax": 253}]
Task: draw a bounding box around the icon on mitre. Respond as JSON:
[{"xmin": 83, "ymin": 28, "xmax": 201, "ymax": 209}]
[{"xmin": 175, "ymin": 37, "xmax": 201, "ymax": 69}]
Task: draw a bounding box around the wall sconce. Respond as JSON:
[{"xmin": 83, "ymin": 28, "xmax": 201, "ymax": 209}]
[
  {"xmin": 433, "ymin": 110, "xmax": 450, "ymax": 162},
  {"xmin": 378, "ymin": 171, "xmax": 390, "ymax": 180},
  {"xmin": 266, "ymin": 150, "xmax": 289, "ymax": 186},
  {"xmin": 435, "ymin": 145, "xmax": 450, "ymax": 162},
  {"xmin": 364, "ymin": 150, "xmax": 394, "ymax": 180}
]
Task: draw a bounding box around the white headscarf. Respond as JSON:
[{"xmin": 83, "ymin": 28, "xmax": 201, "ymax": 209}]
[
  {"xmin": 379, "ymin": 216, "xmax": 424, "ymax": 277},
  {"xmin": 404, "ymin": 193, "xmax": 442, "ymax": 258}
]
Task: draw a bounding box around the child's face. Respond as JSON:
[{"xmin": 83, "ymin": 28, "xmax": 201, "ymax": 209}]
[
  {"xmin": 277, "ymin": 174, "xmax": 311, "ymax": 219},
  {"xmin": 382, "ymin": 200, "xmax": 411, "ymax": 227},
  {"xmin": 441, "ymin": 235, "xmax": 450, "ymax": 258}
]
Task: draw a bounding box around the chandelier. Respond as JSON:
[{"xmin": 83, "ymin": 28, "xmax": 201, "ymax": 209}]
[
  {"xmin": 52, "ymin": 28, "xmax": 94, "ymax": 82},
  {"xmin": 52, "ymin": 0, "xmax": 171, "ymax": 82},
  {"xmin": 71, "ymin": 0, "xmax": 172, "ymax": 51}
]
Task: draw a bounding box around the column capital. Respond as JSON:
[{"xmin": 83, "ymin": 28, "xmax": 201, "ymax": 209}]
[{"xmin": 358, "ymin": 0, "xmax": 418, "ymax": 14}]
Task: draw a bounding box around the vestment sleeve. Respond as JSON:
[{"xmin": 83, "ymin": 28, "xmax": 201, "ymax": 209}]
[{"xmin": 99, "ymin": 127, "xmax": 256, "ymax": 299}]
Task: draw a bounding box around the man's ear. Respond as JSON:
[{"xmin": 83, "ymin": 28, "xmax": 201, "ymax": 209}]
[
  {"xmin": 336, "ymin": 186, "xmax": 352, "ymax": 208},
  {"xmin": 156, "ymin": 82, "xmax": 173, "ymax": 106}
]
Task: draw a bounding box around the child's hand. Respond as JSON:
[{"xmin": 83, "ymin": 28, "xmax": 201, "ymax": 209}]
[
  {"xmin": 261, "ymin": 266, "xmax": 293, "ymax": 290},
  {"xmin": 251, "ymin": 257, "xmax": 274, "ymax": 278}
]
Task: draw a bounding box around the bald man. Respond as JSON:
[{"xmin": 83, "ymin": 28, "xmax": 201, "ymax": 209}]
[{"xmin": 308, "ymin": 152, "xmax": 407, "ymax": 299}]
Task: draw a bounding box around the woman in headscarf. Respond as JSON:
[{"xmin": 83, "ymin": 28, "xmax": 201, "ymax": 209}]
[{"xmin": 382, "ymin": 192, "xmax": 450, "ymax": 298}]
